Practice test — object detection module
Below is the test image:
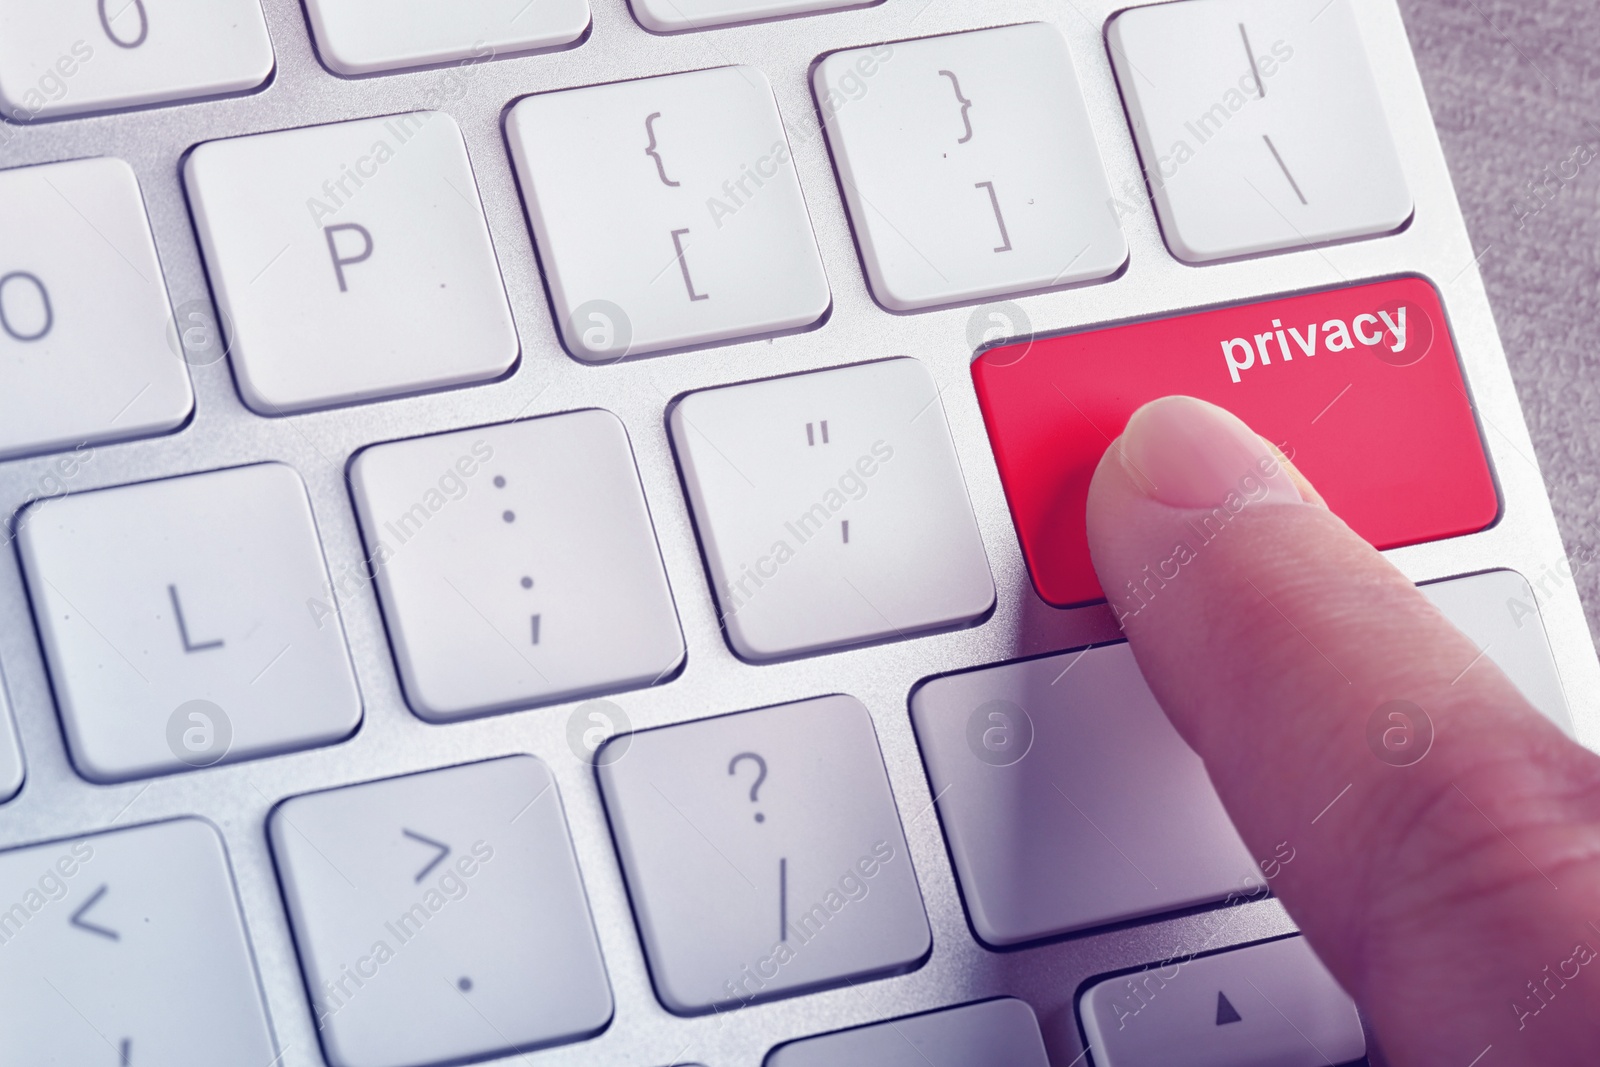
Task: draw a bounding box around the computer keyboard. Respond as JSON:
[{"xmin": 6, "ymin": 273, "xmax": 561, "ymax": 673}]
[{"xmin": 0, "ymin": 1, "xmax": 1594, "ymax": 1066}]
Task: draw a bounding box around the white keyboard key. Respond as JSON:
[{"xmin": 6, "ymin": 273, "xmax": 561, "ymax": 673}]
[
  {"xmin": 768, "ymin": 997, "xmax": 1051, "ymax": 1067},
  {"xmin": 185, "ymin": 112, "xmax": 518, "ymax": 414},
  {"xmin": 271, "ymin": 756, "xmax": 612, "ymax": 1067},
  {"xmin": 304, "ymin": 0, "xmax": 589, "ymax": 76},
  {"xmin": 814, "ymin": 24, "xmax": 1127, "ymax": 311},
  {"xmin": 349, "ymin": 410, "xmax": 684, "ymax": 722},
  {"xmin": 912, "ymin": 643, "xmax": 1259, "ymax": 946},
  {"xmin": 631, "ymin": 0, "xmax": 872, "ymax": 33},
  {"xmin": 0, "ymin": 158, "xmax": 192, "ymax": 462},
  {"xmin": 0, "ymin": 674, "xmax": 22, "ymax": 803},
  {"xmin": 0, "ymin": 819, "xmax": 276, "ymax": 1064},
  {"xmin": 0, "ymin": 0, "xmax": 272, "ymax": 120},
  {"xmin": 1080, "ymin": 936, "xmax": 1366, "ymax": 1067},
  {"xmin": 507, "ymin": 66, "xmax": 830, "ymax": 362},
  {"xmin": 1421, "ymin": 569, "xmax": 1573, "ymax": 734},
  {"xmin": 18, "ymin": 463, "xmax": 362, "ymax": 782},
  {"xmin": 912, "ymin": 566, "xmax": 1576, "ymax": 947},
  {"xmin": 597, "ymin": 694, "xmax": 930, "ymax": 1013},
  {"xmin": 1107, "ymin": 0, "xmax": 1412, "ymax": 263},
  {"xmin": 671, "ymin": 358, "xmax": 993, "ymax": 662}
]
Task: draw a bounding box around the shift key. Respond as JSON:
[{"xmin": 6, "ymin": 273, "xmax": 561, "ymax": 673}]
[{"xmin": 971, "ymin": 276, "xmax": 1498, "ymax": 607}]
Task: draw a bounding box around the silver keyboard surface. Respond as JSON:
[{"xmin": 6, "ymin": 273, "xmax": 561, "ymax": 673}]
[{"xmin": 2, "ymin": 1, "xmax": 1597, "ymax": 1066}]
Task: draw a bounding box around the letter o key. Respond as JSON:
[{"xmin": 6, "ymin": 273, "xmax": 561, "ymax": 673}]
[{"xmin": 0, "ymin": 271, "xmax": 54, "ymax": 342}]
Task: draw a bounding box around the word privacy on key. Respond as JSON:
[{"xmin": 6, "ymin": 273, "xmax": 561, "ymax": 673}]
[
  {"xmin": 1220, "ymin": 302, "xmax": 1422, "ymax": 382},
  {"xmin": 971, "ymin": 276, "xmax": 1498, "ymax": 607}
]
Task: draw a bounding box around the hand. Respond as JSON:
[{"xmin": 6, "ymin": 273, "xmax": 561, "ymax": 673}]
[{"xmin": 1085, "ymin": 396, "xmax": 1600, "ymax": 1065}]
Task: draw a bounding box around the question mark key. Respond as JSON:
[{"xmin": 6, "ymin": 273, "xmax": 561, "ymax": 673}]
[{"xmin": 597, "ymin": 694, "xmax": 931, "ymax": 1013}]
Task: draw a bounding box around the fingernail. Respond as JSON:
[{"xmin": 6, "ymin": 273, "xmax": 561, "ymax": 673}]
[{"xmin": 1117, "ymin": 396, "xmax": 1305, "ymax": 509}]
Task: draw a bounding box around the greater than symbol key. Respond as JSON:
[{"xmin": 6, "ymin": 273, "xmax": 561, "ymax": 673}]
[{"xmin": 401, "ymin": 828, "xmax": 451, "ymax": 883}]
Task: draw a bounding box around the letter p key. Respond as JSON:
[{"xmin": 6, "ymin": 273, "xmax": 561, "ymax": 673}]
[{"xmin": 324, "ymin": 223, "xmax": 374, "ymax": 293}]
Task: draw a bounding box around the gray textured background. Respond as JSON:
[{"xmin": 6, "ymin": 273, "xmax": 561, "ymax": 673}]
[{"xmin": 1399, "ymin": 0, "xmax": 1600, "ymax": 643}]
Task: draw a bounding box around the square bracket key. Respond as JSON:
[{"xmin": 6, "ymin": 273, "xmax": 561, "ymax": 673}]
[
  {"xmin": 506, "ymin": 65, "xmax": 831, "ymax": 362},
  {"xmin": 597, "ymin": 694, "xmax": 930, "ymax": 1014},
  {"xmin": 814, "ymin": 24, "xmax": 1128, "ymax": 311}
]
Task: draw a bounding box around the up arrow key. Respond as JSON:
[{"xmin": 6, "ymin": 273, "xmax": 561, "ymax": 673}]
[{"xmin": 1082, "ymin": 937, "xmax": 1367, "ymax": 1064}]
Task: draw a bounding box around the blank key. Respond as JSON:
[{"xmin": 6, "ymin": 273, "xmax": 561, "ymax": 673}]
[
  {"xmin": 271, "ymin": 757, "xmax": 612, "ymax": 1067},
  {"xmin": 671, "ymin": 358, "xmax": 994, "ymax": 661},
  {"xmin": 18, "ymin": 463, "xmax": 362, "ymax": 782},
  {"xmin": 303, "ymin": 0, "xmax": 589, "ymax": 76},
  {"xmin": 912, "ymin": 643, "xmax": 1259, "ymax": 947},
  {"xmin": 1107, "ymin": 0, "xmax": 1412, "ymax": 262},
  {"xmin": 911, "ymin": 570, "xmax": 1573, "ymax": 948},
  {"xmin": 0, "ymin": 0, "xmax": 272, "ymax": 120},
  {"xmin": 631, "ymin": 0, "xmax": 873, "ymax": 33},
  {"xmin": 1420, "ymin": 569, "xmax": 1573, "ymax": 734},
  {"xmin": 767, "ymin": 997, "xmax": 1051, "ymax": 1067},
  {"xmin": 0, "ymin": 157, "xmax": 192, "ymax": 462},
  {"xmin": 185, "ymin": 112, "xmax": 519, "ymax": 414}
]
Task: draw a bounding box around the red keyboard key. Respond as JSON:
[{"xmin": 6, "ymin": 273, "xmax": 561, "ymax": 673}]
[{"xmin": 971, "ymin": 276, "xmax": 1498, "ymax": 607}]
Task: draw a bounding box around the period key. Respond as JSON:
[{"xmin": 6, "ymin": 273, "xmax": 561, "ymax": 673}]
[{"xmin": 971, "ymin": 276, "xmax": 1498, "ymax": 607}]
